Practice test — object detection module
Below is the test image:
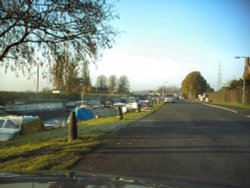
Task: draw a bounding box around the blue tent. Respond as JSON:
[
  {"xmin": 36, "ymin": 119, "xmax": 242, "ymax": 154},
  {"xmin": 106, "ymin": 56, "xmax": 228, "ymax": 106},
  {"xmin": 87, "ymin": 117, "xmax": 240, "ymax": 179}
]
[{"xmin": 69, "ymin": 108, "xmax": 94, "ymax": 121}]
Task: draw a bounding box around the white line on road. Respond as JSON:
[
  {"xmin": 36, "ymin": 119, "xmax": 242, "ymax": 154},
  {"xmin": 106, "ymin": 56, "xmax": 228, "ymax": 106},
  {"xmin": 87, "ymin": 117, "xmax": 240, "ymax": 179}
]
[
  {"xmin": 202, "ymin": 103, "xmax": 238, "ymax": 113},
  {"xmin": 202, "ymin": 103, "xmax": 250, "ymax": 119}
]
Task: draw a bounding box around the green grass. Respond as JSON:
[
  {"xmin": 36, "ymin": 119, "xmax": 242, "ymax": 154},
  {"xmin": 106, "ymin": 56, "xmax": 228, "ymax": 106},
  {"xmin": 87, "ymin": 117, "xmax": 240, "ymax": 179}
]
[
  {"xmin": 210, "ymin": 101, "xmax": 250, "ymax": 109},
  {"xmin": 0, "ymin": 103, "xmax": 163, "ymax": 171}
]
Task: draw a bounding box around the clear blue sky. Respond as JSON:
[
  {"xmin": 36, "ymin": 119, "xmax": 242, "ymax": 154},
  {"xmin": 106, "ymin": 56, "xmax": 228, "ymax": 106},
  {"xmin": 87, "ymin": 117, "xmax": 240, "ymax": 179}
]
[{"xmin": 1, "ymin": 0, "xmax": 250, "ymax": 91}]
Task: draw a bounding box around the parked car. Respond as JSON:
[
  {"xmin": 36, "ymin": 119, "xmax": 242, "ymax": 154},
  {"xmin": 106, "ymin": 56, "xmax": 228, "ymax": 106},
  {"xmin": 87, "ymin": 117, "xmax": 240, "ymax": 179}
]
[{"xmin": 164, "ymin": 95, "xmax": 176, "ymax": 103}]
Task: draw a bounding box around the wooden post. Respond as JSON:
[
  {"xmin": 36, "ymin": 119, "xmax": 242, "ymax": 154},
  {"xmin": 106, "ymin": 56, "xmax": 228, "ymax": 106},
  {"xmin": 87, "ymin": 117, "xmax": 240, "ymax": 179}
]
[
  {"xmin": 118, "ymin": 106, "xmax": 123, "ymax": 120},
  {"xmin": 68, "ymin": 111, "xmax": 78, "ymax": 142},
  {"xmin": 137, "ymin": 103, "xmax": 141, "ymax": 113}
]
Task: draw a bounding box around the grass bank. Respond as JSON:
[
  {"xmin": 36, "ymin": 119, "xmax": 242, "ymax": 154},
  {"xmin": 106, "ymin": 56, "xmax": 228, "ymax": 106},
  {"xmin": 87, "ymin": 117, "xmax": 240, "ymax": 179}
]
[
  {"xmin": 0, "ymin": 103, "xmax": 163, "ymax": 171},
  {"xmin": 210, "ymin": 101, "xmax": 250, "ymax": 109}
]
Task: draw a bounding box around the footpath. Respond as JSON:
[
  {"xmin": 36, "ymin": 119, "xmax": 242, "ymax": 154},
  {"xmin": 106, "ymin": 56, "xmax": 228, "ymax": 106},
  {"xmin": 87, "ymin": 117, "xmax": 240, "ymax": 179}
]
[{"xmin": 203, "ymin": 103, "xmax": 250, "ymax": 118}]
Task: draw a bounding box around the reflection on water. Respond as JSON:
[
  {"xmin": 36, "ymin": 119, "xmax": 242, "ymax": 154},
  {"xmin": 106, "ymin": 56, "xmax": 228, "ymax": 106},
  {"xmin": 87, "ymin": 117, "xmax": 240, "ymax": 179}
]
[
  {"xmin": 43, "ymin": 116, "xmax": 67, "ymax": 128},
  {"xmin": 0, "ymin": 183, "xmax": 47, "ymax": 188},
  {"xmin": 0, "ymin": 172, "xmax": 153, "ymax": 188},
  {"xmin": 0, "ymin": 182, "xmax": 151, "ymax": 188}
]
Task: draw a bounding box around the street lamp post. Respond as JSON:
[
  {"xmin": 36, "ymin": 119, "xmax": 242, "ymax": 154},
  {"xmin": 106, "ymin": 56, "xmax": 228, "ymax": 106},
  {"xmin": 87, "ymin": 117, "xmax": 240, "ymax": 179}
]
[
  {"xmin": 161, "ymin": 86, "xmax": 163, "ymax": 98},
  {"xmin": 36, "ymin": 62, "xmax": 39, "ymax": 93},
  {"xmin": 235, "ymin": 56, "xmax": 250, "ymax": 105},
  {"xmin": 162, "ymin": 81, "xmax": 168, "ymax": 98}
]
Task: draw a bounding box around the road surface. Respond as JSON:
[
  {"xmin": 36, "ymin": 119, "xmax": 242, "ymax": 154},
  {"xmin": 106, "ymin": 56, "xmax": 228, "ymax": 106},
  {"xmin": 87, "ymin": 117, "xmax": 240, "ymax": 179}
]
[{"xmin": 73, "ymin": 102, "xmax": 250, "ymax": 187}]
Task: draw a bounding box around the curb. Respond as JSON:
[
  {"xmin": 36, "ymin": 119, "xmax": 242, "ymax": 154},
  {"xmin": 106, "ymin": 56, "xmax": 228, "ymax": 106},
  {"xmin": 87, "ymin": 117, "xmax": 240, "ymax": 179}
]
[{"xmin": 202, "ymin": 103, "xmax": 250, "ymax": 119}]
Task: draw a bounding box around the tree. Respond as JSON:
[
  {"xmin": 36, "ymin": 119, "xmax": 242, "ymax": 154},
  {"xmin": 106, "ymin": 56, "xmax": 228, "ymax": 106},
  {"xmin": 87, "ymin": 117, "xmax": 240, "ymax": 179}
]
[
  {"xmin": 81, "ymin": 60, "xmax": 92, "ymax": 93},
  {"xmin": 107, "ymin": 75, "xmax": 117, "ymax": 94},
  {"xmin": 181, "ymin": 71, "xmax": 208, "ymax": 99},
  {"xmin": 51, "ymin": 55, "xmax": 65, "ymax": 90},
  {"xmin": 41, "ymin": 87, "xmax": 51, "ymax": 93},
  {"xmin": 50, "ymin": 50, "xmax": 80, "ymax": 93},
  {"xmin": 157, "ymin": 86, "xmax": 180, "ymax": 96},
  {"xmin": 0, "ymin": 0, "xmax": 117, "ymax": 75},
  {"xmin": 117, "ymin": 75, "xmax": 130, "ymax": 94},
  {"xmin": 206, "ymin": 83, "xmax": 214, "ymax": 92},
  {"xmin": 64, "ymin": 62, "xmax": 80, "ymax": 93},
  {"xmin": 96, "ymin": 74, "xmax": 107, "ymax": 93},
  {"xmin": 228, "ymin": 78, "xmax": 250, "ymax": 89}
]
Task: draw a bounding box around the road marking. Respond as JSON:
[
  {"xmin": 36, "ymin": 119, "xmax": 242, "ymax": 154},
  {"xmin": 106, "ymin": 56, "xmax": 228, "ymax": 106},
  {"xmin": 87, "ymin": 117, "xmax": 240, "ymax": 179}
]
[
  {"xmin": 202, "ymin": 103, "xmax": 250, "ymax": 119},
  {"xmin": 188, "ymin": 126, "xmax": 207, "ymax": 129},
  {"xmin": 202, "ymin": 103, "xmax": 238, "ymax": 114}
]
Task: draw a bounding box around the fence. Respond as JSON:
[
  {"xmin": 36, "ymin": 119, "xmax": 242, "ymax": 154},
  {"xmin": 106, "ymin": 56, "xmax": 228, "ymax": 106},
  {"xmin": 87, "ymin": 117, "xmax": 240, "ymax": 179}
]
[{"xmin": 207, "ymin": 86, "xmax": 250, "ymax": 104}]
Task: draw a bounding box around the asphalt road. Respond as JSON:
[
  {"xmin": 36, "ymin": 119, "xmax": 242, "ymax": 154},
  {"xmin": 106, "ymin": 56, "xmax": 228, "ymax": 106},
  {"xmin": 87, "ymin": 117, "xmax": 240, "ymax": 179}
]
[{"xmin": 73, "ymin": 102, "xmax": 250, "ymax": 187}]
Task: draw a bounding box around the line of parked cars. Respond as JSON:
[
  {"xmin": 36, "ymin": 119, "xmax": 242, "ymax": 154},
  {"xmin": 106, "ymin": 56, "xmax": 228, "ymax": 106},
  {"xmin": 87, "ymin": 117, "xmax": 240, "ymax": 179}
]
[{"xmin": 64, "ymin": 97, "xmax": 153, "ymax": 116}]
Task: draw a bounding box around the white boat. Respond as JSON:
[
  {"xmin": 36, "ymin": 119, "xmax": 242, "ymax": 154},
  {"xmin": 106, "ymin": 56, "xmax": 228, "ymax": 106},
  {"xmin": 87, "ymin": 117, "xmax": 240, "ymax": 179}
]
[{"xmin": 0, "ymin": 115, "xmax": 44, "ymax": 141}]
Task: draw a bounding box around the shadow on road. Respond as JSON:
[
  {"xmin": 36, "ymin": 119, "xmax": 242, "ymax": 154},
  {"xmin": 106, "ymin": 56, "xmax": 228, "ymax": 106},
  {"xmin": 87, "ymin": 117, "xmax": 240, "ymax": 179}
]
[{"xmin": 73, "ymin": 103, "xmax": 250, "ymax": 187}]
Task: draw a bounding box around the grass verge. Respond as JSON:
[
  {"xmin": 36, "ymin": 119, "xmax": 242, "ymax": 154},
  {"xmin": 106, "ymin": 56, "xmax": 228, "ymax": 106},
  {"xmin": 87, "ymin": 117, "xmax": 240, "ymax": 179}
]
[
  {"xmin": 0, "ymin": 103, "xmax": 163, "ymax": 171},
  {"xmin": 210, "ymin": 102, "xmax": 250, "ymax": 109}
]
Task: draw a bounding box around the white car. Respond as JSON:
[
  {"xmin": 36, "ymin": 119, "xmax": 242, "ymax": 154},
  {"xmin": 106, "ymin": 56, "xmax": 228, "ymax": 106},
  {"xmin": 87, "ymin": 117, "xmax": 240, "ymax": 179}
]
[{"xmin": 164, "ymin": 95, "xmax": 176, "ymax": 103}]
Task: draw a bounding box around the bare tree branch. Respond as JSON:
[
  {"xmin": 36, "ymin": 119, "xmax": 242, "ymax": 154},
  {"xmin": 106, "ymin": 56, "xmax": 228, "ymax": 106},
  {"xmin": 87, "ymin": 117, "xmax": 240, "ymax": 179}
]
[{"xmin": 0, "ymin": 0, "xmax": 118, "ymax": 75}]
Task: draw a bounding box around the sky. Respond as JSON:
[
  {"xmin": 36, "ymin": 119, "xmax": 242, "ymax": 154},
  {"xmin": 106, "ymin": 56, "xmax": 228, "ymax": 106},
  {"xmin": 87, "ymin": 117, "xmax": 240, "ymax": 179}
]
[{"xmin": 1, "ymin": 0, "xmax": 250, "ymax": 92}]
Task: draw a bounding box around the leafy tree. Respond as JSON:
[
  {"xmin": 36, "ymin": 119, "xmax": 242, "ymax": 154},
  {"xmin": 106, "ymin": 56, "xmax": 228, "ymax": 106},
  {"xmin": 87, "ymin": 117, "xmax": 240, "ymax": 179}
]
[
  {"xmin": 117, "ymin": 75, "xmax": 130, "ymax": 94},
  {"xmin": 108, "ymin": 75, "xmax": 117, "ymax": 94},
  {"xmin": 206, "ymin": 83, "xmax": 214, "ymax": 92},
  {"xmin": 181, "ymin": 71, "xmax": 208, "ymax": 99},
  {"xmin": 228, "ymin": 78, "xmax": 250, "ymax": 89},
  {"xmin": 229, "ymin": 79, "xmax": 242, "ymax": 89},
  {"xmin": 0, "ymin": 0, "xmax": 117, "ymax": 75}
]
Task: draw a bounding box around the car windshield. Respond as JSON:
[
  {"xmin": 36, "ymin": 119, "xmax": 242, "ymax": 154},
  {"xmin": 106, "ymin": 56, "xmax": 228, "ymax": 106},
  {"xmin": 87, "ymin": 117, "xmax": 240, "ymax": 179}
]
[{"xmin": 0, "ymin": 0, "xmax": 250, "ymax": 187}]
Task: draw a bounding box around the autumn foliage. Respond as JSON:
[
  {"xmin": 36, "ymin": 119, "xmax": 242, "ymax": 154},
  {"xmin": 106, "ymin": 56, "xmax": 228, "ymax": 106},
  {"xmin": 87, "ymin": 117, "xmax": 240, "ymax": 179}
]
[{"xmin": 181, "ymin": 71, "xmax": 208, "ymax": 99}]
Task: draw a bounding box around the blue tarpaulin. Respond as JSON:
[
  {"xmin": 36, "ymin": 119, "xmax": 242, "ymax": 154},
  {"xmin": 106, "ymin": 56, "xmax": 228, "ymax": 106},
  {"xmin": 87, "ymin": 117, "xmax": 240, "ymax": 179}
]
[{"xmin": 70, "ymin": 108, "xmax": 94, "ymax": 121}]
